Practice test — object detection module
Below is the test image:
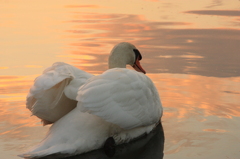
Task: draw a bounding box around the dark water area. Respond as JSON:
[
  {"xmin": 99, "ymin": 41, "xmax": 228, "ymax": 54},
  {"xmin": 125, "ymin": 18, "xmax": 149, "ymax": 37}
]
[{"xmin": 1, "ymin": 0, "xmax": 240, "ymax": 159}]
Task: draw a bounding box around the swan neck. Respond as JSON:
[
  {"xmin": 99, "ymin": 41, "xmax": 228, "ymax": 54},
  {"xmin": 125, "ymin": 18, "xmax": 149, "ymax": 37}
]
[
  {"xmin": 108, "ymin": 42, "xmax": 135, "ymax": 69},
  {"xmin": 108, "ymin": 58, "xmax": 127, "ymax": 69}
]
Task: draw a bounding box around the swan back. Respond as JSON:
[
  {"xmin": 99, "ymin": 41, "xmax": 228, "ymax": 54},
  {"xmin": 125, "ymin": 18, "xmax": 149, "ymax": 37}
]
[{"xmin": 77, "ymin": 68, "xmax": 162, "ymax": 129}]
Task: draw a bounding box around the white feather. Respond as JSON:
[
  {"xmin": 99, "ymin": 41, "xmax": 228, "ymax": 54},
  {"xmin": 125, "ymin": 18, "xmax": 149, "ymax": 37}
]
[
  {"xmin": 77, "ymin": 68, "xmax": 162, "ymax": 129},
  {"xmin": 26, "ymin": 62, "xmax": 93, "ymax": 123}
]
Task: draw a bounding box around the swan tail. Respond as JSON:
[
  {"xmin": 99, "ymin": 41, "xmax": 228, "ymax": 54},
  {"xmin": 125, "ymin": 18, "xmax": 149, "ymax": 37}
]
[{"xmin": 18, "ymin": 144, "xmax": 77, "ymax": 159}]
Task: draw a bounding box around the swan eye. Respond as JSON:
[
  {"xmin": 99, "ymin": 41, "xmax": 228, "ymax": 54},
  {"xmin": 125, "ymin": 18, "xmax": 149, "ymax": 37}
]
[{"xmin": 133, "ymin": 49, "xmax": 142, "ymax": 61}]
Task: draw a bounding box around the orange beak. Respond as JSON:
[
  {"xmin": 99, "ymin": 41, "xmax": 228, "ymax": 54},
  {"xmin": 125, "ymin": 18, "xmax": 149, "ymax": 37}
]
[{"xmin": 132, "ymin": 57, "xmax": 146, "ymax": 74}]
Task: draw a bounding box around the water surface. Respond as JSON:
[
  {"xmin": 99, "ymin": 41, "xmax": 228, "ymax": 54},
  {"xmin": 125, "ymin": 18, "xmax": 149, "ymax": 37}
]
[{"xmin": 1, "ymin": 0, "xmax": 240, "ymax": 158}]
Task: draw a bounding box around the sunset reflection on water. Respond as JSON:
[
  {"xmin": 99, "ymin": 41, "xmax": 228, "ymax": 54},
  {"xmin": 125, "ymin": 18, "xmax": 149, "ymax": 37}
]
[
  {"xmin": 0, "ymin": 75, "xmax": 49, "ymax": 158},
  {"xmin": 1, "ymin": 0, "xmax": 240, "ymax": 158}
]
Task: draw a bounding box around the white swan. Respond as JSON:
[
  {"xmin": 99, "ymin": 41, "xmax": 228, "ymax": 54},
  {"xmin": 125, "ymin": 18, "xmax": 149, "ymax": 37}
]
[
  {"xmin": 20, "ymin": 42, "xmax": 163, "ymax": 158},
  {"xmin": 26, "ymin": 42, "xmax": 148, "ymax": 126}
]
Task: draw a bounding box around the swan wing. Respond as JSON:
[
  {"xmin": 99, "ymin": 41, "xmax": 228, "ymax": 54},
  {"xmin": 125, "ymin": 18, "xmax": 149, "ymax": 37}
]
[
  {"xmin": 77, "ymin": 68, "xmax": 162, "ymax": 129},
  {"xmin": 27, "ymin": 62, "xmax": 93, "ymax": 124}
]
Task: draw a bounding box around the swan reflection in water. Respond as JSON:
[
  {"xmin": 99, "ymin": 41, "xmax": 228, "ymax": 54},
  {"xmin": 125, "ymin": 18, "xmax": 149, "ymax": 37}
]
[{"xmin": 33, "ymin": 123, "xmax": 164, "ymax": 159}]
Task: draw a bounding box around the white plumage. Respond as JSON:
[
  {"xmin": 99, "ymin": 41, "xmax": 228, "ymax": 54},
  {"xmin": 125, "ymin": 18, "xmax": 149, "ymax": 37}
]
[
  {"xmin": 26, "ymin": 62, "xmax": 93, "ymax": 124},
  {"xmin": 78, "ymin": 68, "xmax": 162, "ymax": 129},
  {"xmin": 20, "ymin": 42, "xmax": 163, "ymax": 158}
]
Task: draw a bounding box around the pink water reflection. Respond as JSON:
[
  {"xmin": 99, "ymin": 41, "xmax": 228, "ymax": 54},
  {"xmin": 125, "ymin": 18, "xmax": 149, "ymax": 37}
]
[
  {"xmin": 0, "ymin": 76, "xmax": 49, "ymax": 159},
  {"xmin": 64, "ymin": 10, "xmax": 240, "ymax": 77},
  {"xmin": 0, "ymin": 76, "xmax": 46, "ymax": 123},
  {"xmin": 149, "ymin": 74, "xmax": 240, "ymax": 119},
  {"xmin": 149, "ymin": 73, "xmax": 240, "ymax": 158}
]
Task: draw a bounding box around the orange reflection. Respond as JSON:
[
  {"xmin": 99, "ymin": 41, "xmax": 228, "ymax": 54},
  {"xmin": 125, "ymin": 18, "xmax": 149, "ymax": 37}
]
[
  {"xmin": 58, "ymin": 54, "xmax": 96, "ymax": 60},
  {"xmin": 0, "ymin": 67, "xmax": 9, "ymax": 69},
  {"xmin": 65, "ymin": 5, "xmax": 101, "ymax": 9},
  {"xmin": 148, "ymin": 73, "xmax": 240, "ymax": 119},
  {"xmin": 24, "ymin": 65, "xmax": 43, "ymax": 68},
  {"xmin": 151, "ymin": 74, "xmax": 240, "ymax": 156},
  {"xmin": 0, "ymin": 75, "xmax": 48, "ymax": 142},
  {"xmin": 0, "ymin": 76, "xmax": 33, "ymax": 94},
  {"xmin": 203, "ymin": 129, "xmax": 227, "ymax": 133}
]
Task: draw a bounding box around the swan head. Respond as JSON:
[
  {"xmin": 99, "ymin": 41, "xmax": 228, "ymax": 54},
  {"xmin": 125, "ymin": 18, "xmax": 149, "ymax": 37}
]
[{"xmin": 108, "ymin": 42, "xmax": 146, "ymax": 74}]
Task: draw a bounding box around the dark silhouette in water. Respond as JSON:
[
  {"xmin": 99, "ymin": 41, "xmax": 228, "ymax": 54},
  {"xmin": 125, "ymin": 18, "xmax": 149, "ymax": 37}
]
[
  {"xmin": 104, "ymin": 137, "xmax": 116, "ymax": 157},
  {"xmin": 30, "ymin": 123, "xmax": 164, "ymax": 159}
]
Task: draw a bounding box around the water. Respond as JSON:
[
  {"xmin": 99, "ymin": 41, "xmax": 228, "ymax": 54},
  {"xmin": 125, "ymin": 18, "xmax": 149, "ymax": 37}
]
[{"xmin": 1, "ymin": 0, "xmax": 240, "ymax": 158}]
